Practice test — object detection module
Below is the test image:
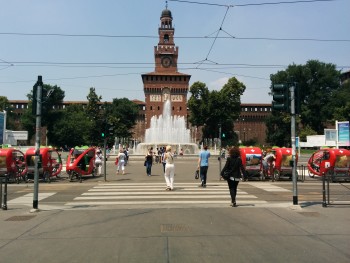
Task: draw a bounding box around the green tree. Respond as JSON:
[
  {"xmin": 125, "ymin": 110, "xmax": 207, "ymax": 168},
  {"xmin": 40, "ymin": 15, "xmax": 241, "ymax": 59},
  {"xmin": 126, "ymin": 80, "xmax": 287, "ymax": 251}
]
[
  {"xmin": 188, "ymin": 78, "xmax": 245, "ymax": 145},
  {"xmin": 50, "ymin": 104, "xmax": 92, "ymax": 148},
  {"xmin": 22, "ymin": 84, "xmax": 65, "ymax": 144},
  {"xmin": 298, "ymin": 125, "xmax": 317, "ymax": 142},
  {"xmin": 187, "ymin": 81, "xmax": 210, "ymax": 126},
  {"xmin": 268, "ymin": 60, "xmax": 341, "ymax": 145},
  {"xmin": 109, "ymin": 98, "xmax": 139, "ymax": 141},
  {"xmin": 86, "ymin": 87, "xmax": 103, "ymax": 145},
  {"xmin": 0, "ymin": 96, "xmax": 17, "ymax": 130},
  {"xmin": 329, "ymin": 81, "xmax": 350, "ymax": 121},
  {"xmin": 0, "ymin": 96, "xmax": 11, "ymax": 111},
  {"xmin": 265, "ymin": 112, "xmax": 291, "ymax": 147},
  {"xmin": 299, "ymin": 60, "xmax": 340, "ymax": 132}
]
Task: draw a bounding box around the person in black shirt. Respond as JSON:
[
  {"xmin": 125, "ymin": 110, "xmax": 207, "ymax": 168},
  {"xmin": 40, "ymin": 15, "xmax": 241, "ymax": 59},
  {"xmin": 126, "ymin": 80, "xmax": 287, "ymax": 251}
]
[
  {"xmin": 221, "ymin": 146, "xmax": 246, "ymax": 207},
  {"xmin": 145, "ymin": 147, "xmax": 153, "ymax": 176}
]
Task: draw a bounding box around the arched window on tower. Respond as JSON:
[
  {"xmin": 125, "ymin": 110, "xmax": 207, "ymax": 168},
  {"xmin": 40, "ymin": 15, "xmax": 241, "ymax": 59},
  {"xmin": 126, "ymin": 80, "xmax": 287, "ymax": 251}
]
[{"xmin": 164, "ymin": 34, "xmax": 169, "ymax": 43}]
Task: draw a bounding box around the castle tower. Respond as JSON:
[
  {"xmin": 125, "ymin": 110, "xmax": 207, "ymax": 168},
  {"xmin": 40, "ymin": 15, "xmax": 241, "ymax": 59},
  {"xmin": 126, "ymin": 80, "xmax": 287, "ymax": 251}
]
[{"xmin": 141, "ymin": 6, "xmax": 191, "ymax": 129}]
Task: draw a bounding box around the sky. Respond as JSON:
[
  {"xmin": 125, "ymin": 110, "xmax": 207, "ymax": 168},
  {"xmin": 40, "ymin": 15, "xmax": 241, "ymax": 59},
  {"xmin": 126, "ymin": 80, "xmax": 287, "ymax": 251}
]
[{"xmin": 0, "ymin": 0, "xmax": 349, "ymax": 104}]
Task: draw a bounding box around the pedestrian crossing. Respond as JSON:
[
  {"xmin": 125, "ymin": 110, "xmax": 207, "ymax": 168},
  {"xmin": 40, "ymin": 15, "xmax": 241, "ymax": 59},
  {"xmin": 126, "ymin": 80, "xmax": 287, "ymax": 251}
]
[
  {"xmin": 5, "ymin": 183, "xmax": 295, "ymax": 210},
  {"xmin": 246, "ymin": 182, "xmax": 291, "ymax": 192},
  {"xmin": 64, "ymin": 182, "xmax": 292, "ymax": 209},
  {"xmin": 8, "ymin": 192, "xmax": 57, "ymax": 205}
]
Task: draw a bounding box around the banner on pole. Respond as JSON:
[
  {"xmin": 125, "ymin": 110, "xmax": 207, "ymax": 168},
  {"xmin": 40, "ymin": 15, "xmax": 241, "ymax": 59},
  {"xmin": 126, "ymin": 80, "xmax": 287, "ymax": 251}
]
[
  {"xmin": 0, "ymin": 112, "xmax": 5, "ymax": 145},
  {"xmin": 337, "ymin": 121, "xmax": 350, "ymax": 146}
]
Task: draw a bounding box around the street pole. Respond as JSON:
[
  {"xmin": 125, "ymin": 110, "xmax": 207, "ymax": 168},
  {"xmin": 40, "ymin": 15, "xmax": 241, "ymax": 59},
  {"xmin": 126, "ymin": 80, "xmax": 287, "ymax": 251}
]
[
  {"xmin": 33, "ymin": 76, "xmax": 43, "ymax": 210},
  {"xmin": 103, "ymin": 137, "xmax": 107, "ymax": 181},
  {"xmin": 218, "ymin": 124, "xmax": 222, "ymax": 150},
  {"xmin": 290, "ymin": 84, "xmax": 298, "ymax": 205},
  {"xmin": 2, "ymin": 110, "xmax": 7, "ymax": 145},
  {"xmin": 218, "ymin": 124, "xmax": 222, "ymax": 179}
]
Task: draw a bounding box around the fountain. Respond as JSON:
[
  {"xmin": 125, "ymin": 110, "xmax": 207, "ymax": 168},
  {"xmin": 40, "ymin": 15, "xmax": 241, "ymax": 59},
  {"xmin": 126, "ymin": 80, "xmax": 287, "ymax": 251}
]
[{"xmin": 136, "ymin": 99, "xmax": 199, "ymax": 154}]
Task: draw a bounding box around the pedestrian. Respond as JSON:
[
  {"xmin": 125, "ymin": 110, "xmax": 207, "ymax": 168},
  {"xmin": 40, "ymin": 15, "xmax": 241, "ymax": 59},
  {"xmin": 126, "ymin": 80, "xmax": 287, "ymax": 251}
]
[
  {"xmin": 163, "ymin": 145, "xmax": 175, "ymax": 190},
  {"xmin": 221, "ymin": 146, "xmax": 246, "ymax": 207},
  {"xmin": 161, "ymin": 147, "xmax": 166, "ymax": 174},
  {"xmin": 145, "ymin": 148, "xmax": 153, "ymax": 176},
  {"xmin": 157, "ymin": 147, "xmax": 162, "ymax": 163},
  {"xmin": 116, "ymin": 149, "xmax": 126, "ymax": 175},
  {"xmin": 198, "ymin": 145, "xmax": 211, "ymax": 187},
  {"xmin": 94, "ymin": 149, "xmax": 103, "ymax": 176},
  {"xmin": 262, "ymin": 149, "xmax": 276, "ymax": 179},
  {"xmin": 123, "ymin": 148, "xmax": 129, "ymax": 166}
]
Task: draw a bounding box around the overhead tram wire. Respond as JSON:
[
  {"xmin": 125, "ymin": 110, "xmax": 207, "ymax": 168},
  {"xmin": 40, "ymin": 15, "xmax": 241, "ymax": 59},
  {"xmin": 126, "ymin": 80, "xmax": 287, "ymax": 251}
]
[
  {"xmin": 1, "ymin": 33, "xmax": 348, "ymax": 42},
  {"xmin": 1, "ymin": 61, "xmax": 348, "ymax": 70},
  {"xmin": 197, "ymin": 68, "xmax": 271, "ymax": 80},
  {"xmin": 195, "ymin": 5, "xmax": 231, "ymax": 69},
  {"xmin": 169, "ymin": 0, "xmax": 342, "ymax": 70},
  {"xmin": 0, "ymin": 72, "xmax": 149, "ymax": 84},
  {"xmin": 0, "ymin": 58, "xmax": 14, "ymax": 70},
  {"xmin": 168, "ymin": 0, "xmax": 338, "ymax": 7},
  {"xmin": 0, "ymin": 61, "xmax": 290, "ymax": 68}
]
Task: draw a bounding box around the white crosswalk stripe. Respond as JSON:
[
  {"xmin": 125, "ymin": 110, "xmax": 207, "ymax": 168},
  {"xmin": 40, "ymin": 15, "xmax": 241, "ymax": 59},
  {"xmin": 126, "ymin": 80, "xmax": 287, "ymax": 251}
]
[
  {"xmin": 64, "ymin": 182, "xmax": 270, "ymax": 208},
  {"xmin": 247, "ymin": 182, "xmax": 292, "ymax": 192},
  {"xmin": 8, "ymin": 192, "xmax": 57, "ymax": 205}
]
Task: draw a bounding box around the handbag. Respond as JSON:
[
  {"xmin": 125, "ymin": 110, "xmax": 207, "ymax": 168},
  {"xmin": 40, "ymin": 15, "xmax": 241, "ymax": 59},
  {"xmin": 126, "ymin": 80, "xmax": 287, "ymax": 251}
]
[
  {"xmin": 221, "ymin": 158, "xmax": 237, "ymax": 180},
  {"xmin": 195, "ymin": 169, "xmax": 199, "ymax": 179},
  {"xmin": 144, "ymin": 160, "xmax": 147, "ymax": 166},
  {"xmin": 221, "ymin": 168, "xmax": 232, "ymax": 180}
]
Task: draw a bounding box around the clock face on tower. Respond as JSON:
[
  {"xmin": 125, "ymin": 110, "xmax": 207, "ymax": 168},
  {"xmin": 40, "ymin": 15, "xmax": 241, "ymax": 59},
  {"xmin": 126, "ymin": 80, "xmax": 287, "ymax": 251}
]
[{"xmin": 161, "ymin": 56, "xmax": 172, "ymax": 68}]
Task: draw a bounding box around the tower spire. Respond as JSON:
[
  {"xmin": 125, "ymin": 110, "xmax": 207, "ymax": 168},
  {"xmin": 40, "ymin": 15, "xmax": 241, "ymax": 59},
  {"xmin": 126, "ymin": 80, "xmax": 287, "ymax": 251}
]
[{"xmin": 165, "ymin": 1, "xmax": 168, "ymax": 9}]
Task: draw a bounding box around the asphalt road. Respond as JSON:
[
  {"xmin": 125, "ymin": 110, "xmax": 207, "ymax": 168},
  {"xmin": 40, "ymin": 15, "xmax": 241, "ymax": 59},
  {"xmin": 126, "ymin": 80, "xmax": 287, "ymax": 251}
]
[{"xmin": 1, "ymin": 155, "xmax": 349, "ymax": 263}]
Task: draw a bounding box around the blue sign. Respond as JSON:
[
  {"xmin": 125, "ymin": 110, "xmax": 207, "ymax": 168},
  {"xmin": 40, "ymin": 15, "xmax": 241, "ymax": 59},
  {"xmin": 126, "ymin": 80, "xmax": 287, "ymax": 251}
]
[
  {"xmin": 0, "ymin": 112, "xmax": 4, "ymax": 145},
  {"xmin": 338, "ymin": 121, "xmax": 350, "ymax": 146}
]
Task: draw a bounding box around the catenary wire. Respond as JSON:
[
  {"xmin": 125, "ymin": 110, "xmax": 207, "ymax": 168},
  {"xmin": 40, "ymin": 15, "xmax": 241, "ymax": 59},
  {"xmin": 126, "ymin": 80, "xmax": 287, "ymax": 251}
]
[
  {"xmin": 168, "ymin": 0, "xmax": 338, "ymax": 7},
  {"xmin": 1, "ymin": 32, "xmax": 348, "ymax": 42}
]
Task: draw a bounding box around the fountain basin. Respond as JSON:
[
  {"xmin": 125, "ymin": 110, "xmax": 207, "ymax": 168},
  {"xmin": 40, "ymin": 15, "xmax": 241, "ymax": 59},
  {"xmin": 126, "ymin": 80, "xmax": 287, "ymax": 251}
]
[{"xmin": 136, "ymin": 143, "xmax": 199, "ymax": 155}]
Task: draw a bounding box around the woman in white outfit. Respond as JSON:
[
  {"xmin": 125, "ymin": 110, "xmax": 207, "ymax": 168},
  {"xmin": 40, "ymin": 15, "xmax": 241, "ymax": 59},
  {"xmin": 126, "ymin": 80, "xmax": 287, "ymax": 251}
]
[
  {"xmin": 116, "ymin": 149, "xmax": 126, "ymax": 175},
  {"xmin": 94, "ymin": 149, "xmax": 103, "ymax": 176},
  {"xmin": 164, "ymin": 145, "xmax": 175, "ymax": 191}
]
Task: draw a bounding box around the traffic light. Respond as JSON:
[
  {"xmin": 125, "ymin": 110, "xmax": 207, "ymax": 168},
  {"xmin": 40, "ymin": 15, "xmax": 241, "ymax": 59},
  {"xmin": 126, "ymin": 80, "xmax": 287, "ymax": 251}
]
[
  {"xmin": 272, "ymin": 84, "xmax": 289, "ymax": 112},
  {"xmin": 222, "ymin": 133, "xmax": 225, "ymax": 138},
  {"xmin": 101, "ymin": 132, "xmax": 105, "ymax": 138},
  {"xmin": 108, "ymin": 127, "xmax": 114, "ymax": 136}
]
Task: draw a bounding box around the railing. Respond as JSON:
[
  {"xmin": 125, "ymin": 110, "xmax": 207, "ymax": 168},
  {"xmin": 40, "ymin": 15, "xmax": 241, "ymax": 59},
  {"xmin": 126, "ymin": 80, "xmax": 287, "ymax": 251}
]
[{"xmin": 322, "ymin": 171, "xmax": 350, "ymax": 207}]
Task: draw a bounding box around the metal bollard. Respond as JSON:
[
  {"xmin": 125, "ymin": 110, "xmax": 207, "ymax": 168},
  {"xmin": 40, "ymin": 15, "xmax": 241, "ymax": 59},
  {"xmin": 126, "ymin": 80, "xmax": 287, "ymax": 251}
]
[
  {"xmin": 322, "ymin": 172, "xmax": 327, "ymax": 207},
  {"xmin": 0, "ymin": 177, "xmax": 2, "ymax": 208},
  {"xmin": 218, "ymin": 156, "xmax": 222, "ymax": 180},
  {"xmin": 327, "ymin": 172, "xmax": 330, "ymax": 205},
  {"xmin": 300, "ymin": 165, "xmax": 305, "ymax": 182},
  {"xmin": 2, "ymin": 175, "xmax": 8, "ymax": 210}
]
